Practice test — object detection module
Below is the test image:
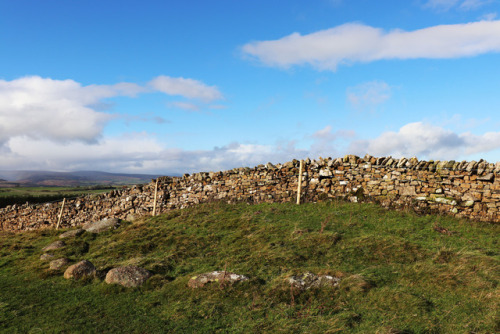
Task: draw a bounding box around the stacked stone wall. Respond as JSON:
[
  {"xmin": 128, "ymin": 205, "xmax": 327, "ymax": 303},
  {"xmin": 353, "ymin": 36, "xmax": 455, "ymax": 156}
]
[{"xmin": 1, "ymin": 155, "xmax": 500, "ymax": 231}]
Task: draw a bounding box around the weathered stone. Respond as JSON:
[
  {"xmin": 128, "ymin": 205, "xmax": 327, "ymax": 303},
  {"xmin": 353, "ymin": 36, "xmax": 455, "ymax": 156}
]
[
  {"xmin": 465, "ymin": 161, "xmax": 477, "ymax": 173},
  {"xmin": 42, "ymin": 240, "xmax": 65, "ymax": 252},
  {"xmin": 478, "ymin": 173, "xmax": 494, "ymax": 182},
  {"xmin": 49, "ymin": 258, "xmax": 71, "ymax": 270},
  {"xmin": 40, "ymin": 253, "xmax": 55, "ymax": 261},
  {"xmin": 433, "ymin": 197, "xmax": 457, "ymax": 206},
  {"xmin": 400, "ymin": 186, "xmax": 416, "ymax": 196},
  {"xmin": 188, "ymin": 271, "xmax": 249, "ymax": 288},
  {"xmin": 64, "ymin": 260, "xmax": 96, "ymax": 280},
  {"xmin": 463, "ymin": 200, "xmax": 474, "ymax": 207},
  {"xmin": 82, "ymin": 218, "xmax": 120, "ymax": 233},
  {"xmin": 319, "ymin": 169, "xmax": 332, "ymax": 177},
  {"xmin": 289, "ymin": 272, "xmax": 341, "ymax": 290},
  {"xmin": 105, "ymin": 266, "xmax": 152, "ymax": 287},
  {"xmin": 59, "ymin": 229, "xmax": 85, "ymax": 239},
  {"xmin": 495, "ymin": 162, "xmax": 500, "ymax": 173},
  {"xmin": 397, "ymin": 158, "xmax": 408, "ymax": 168}
]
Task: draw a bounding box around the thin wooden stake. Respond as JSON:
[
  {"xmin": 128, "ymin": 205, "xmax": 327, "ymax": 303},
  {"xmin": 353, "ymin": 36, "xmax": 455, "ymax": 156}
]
[
  {"xmin": 297, "ymin": 159, "xmax": 304, "ymax": 205},
  {"xmin": 152, "ymin": 178, "xmax": 159, "ymax": 216},
  {"xmin": 56, "ymin": 198, "xmax": 66, "ymax": 229}
]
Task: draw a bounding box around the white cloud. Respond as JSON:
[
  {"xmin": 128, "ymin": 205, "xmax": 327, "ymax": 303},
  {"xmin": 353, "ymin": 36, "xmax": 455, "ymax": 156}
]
[
  {"xmin": 0, "ymin": 75, "xmax": 225, "ymax": 147},
  {"xmin": 149, "ymin": 75, "xmax": 223, "ymax": 102},
  {"xmin": 349, "ymin": 122, "xmax": 500, "ymax": 160},
  {"xmin": 347, "ymin": 81, "xmax": 391, "ymax": 110},
  {"xmin": 241, "ymin": 20, "xmax": 500, "ymax": 71},
  {"xmin": 0, "ymin": 76, "xmax": 120, "ymax": 145}
]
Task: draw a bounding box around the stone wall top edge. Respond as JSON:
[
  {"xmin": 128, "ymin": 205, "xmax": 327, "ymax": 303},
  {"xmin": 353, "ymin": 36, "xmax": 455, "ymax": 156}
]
[{"xmin": 172, "ymin": 155, "xmax": 500, "ymax": 181}]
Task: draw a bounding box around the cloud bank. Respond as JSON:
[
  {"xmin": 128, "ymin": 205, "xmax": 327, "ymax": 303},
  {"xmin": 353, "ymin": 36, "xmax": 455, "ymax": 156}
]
[
  {"xmin": 350, "ymin": 122, "xmax": 500, "ymax": 160},
  {"xmin": 242, "ymin": 20, "xmax": 500, "ymax": 71},
  {"xmin": 2, "ymin": 121, "xmax": 500, "ymax": 174},
  {"xmin": 0, "ymin": 76, "xmax": 224, "ymax": 146}
]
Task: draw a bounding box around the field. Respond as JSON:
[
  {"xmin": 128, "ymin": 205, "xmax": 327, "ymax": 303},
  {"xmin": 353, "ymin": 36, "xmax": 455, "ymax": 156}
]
[
  {"xmin": 0, "ymin": 186, "xmax": 117, "ymax": 209},
  {"xmin": 0, "ymin": 201, "xmax": 498, "ymax": 333}
]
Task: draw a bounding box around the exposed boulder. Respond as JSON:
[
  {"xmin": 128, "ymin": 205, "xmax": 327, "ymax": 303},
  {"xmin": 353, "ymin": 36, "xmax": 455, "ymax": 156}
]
[
  {"xmin": 188, "ymin": 271, "xmax": 249, "ymax": 288},
  {"xmin": 59, "ymin": 229, "xmax": 85, "ymax": 239},
  {"xmin": 49, "ymin": 258, "xmax": 71, "ymax": 270},
  {"xmin": 289, "ymin": 272, "xmax": 341, "ymax": 290},
  {"xmin": 42, "ymin": 240, "xmax": 65, "ymax": 252},
  {"xmin": 82, "ymin": 218, "xmax": 120, "ymax": 233},
  {"xmin": 40, "ymin": 253, "xmax": 55, "ymax": 261},
  {"xmin": 63, "ymin": 260, "xmax": 96, "ymax": 280},
  {"xmin": 105, "ymin": 266, "xmax": 152, "ymax": 287}
]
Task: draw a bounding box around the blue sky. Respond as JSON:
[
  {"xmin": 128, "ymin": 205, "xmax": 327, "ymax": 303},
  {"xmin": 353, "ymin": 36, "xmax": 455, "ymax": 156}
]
[{"xmin": 1, "ymin": 0, "xmax": 500, "ymax": 174}]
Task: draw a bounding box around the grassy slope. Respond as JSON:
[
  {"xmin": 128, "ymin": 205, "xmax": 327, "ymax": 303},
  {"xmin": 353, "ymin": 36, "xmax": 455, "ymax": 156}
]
[
  {"xmin": 0, "ymin": 201, "xmax": 498, "ymax": 333},
  {"xmin": 0, "ymin": 186, "xmax": 116, "ymax": 209}
]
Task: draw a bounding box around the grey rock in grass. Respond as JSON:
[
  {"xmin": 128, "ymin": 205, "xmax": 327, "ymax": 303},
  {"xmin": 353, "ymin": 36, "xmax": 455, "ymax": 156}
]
[
  {"xmin": 188, "ymin": 271, "xmax": 249, "ymax": 289},
  {"xmin": 289, "ymin": 272, "xmax": 341, "ymax": 290},
  {"xmin": 82, "ymin": 218, "xmax": 120, "ymax": 233},
  {"xmin": 40, "ymin": 253, "xmax": 55, "ymax": 261},
  {"xmin": 49, "ymin": 258, "xmax": 71, "ymax": 270},
  {"xmin": 42, "ymin": 240, "xmax": 65, "ymax": 252},
  {"xmin": 59, "ymin": 229, "xmax": 85, "ymax": 239},
  {"xmin": 105, "ymin": 266, "xmax": 152, "ymax": 287},
  {"xmin": 63, "ymin": 260, "xmax": 96, "ymax": 280}
]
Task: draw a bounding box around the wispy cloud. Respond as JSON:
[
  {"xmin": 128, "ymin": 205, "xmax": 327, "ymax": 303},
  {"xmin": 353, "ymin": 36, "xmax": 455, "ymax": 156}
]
[
  {"xmin": 346, "ymin": 81, "xmax": 391, "ymax": 110},
  {"xmin": 168, "ymin": 101, "xmax": 200, "ymax": 111},
  {"xmin": 242, "ymin": 20, "xmax": 500, "ymax": 71},
  {"xmin": 424, "ymin": 0, "xmax": 494, "ymax": 11},
  {"xmin": 149, "ymin": 75, "xmax": 223, "ymax": 102},
  {"xmin": 480, "ymin": 12, "xmax": 498, "ymax": 20},
  {"xmin": 424, "ymin": 0, "xmax": 461, "ymax": 11}
]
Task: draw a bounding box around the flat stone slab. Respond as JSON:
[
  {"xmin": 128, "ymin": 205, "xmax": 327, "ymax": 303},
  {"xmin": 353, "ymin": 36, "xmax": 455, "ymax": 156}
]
[
  {"xmin": 105, "ymin": 266, "xmax": 152, "ymax": 287},
  {"xmin": 42, "ymin": 240, "xmax": 65, "ymax": 252},
  {"xmin": 289, "ymin": 272, "xmax": 341, "ymax": 290},
  {"xmin": 40, "ymin": 253, "xmax": 55, "ymax": 261},
  {"xmin": 59, "ymin": 229, "xmax": 85, "ymax": 239},
  {"xmin": 82, "ymin": 218, "xmax": 120, "ymax": 233},
  {"xmin": 64, "ymin": 260, "xmax": 96, "ymax": 280},
  {"xmin": 50, "ymin": 258, "xmax": 71, "ymax": 270},
  {"xmin": 188, "ymin": 271, "xmax": 249, "ymax": 288}
]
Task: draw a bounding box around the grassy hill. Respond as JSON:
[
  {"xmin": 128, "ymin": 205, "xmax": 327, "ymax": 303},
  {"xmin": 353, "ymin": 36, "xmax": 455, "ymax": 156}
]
[
  {"xmin": 0, "ymin": 170, "xmax": 161, "ymax": 187},
  {"xmin": 0, "ymin": 201, "xmax": 498, "ymax": 333},
  {"xmin": 0, "ymin": 185, "xmax": 117, "ymax": 209}
]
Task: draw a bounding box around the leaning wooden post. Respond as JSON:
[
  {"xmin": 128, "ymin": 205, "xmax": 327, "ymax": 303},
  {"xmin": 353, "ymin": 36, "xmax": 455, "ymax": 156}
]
[
  {"xmin": 56, "ymin": 198, "xmax": 66, "ymax": 229},
  {"xmin": 152, "ymin": 178, "xmax": 159, "ymax": 216},
  {"xmin": 297, "ymin": 159, "xmax": 304, "ymax": 205}
]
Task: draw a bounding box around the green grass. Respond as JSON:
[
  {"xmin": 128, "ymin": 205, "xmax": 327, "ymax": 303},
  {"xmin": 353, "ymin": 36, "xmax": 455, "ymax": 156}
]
[
  {"xmin": 0, "ymin": 201, "xmax": 498, "ymax": 333},
  {"xmin": 0, "ymin": 186, "xmax": 116, "ymax": 208}
]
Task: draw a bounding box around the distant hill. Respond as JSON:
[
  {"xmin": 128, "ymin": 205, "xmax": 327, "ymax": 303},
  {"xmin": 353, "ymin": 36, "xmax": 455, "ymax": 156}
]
[{"xmin": 0, "ymin": 170, "xmax": 164, "ymax": 187}]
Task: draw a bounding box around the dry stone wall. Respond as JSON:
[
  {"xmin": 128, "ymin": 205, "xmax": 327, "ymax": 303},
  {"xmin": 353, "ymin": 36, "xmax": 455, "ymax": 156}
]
[{"xmin": 2, "ymin": 155, "xmax": 500, "ymax": 232}]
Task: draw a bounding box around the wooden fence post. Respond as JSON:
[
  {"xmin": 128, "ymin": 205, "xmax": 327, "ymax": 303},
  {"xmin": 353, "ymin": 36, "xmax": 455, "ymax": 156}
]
[
  {"xmin": 152, "ymin": 179, "xmax": 159, "ymax": 216},
  {"xmin": 56, "ymin": 198, "xmax": 66, "ymax": 229},
  {"xmin": 297, "ymin": 160, "xmax": 304, "ymax": 205}
]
